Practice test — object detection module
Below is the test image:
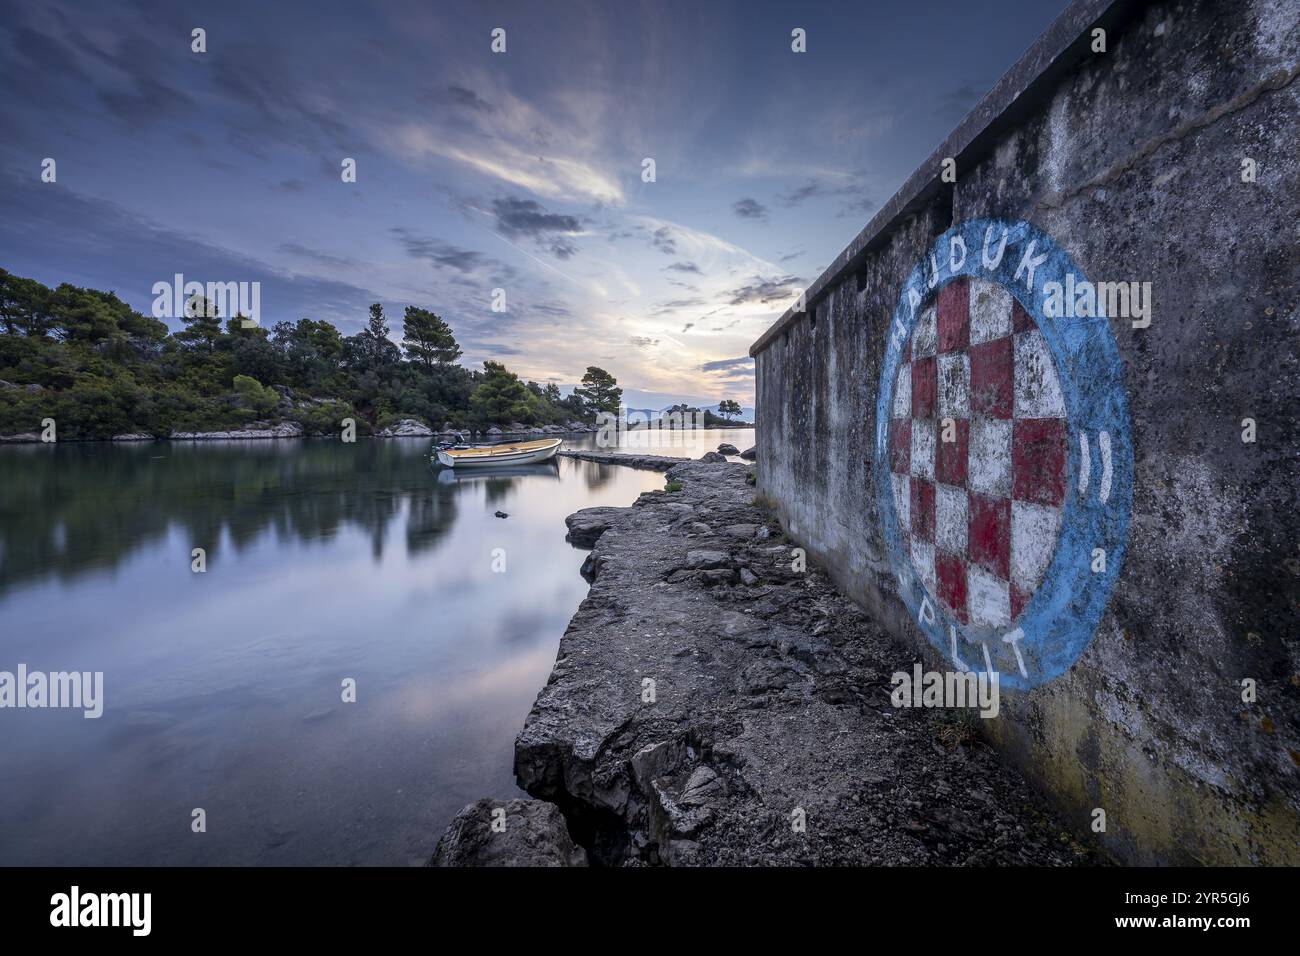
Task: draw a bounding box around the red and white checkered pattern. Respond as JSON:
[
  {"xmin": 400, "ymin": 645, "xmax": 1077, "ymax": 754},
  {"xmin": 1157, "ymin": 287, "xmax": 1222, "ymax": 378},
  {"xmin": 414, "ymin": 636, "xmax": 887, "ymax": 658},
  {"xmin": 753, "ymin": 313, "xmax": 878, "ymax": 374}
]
[{"xmin": 889, "ymin": 276, "xmax": 1067, "ymax": 627}]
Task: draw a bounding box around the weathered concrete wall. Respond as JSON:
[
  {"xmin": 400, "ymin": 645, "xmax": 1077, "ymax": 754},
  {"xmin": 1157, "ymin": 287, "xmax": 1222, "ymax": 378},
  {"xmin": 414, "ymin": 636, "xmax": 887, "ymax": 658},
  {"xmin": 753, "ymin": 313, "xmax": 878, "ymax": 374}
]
[{"xmin": 751, "ymin": 0, "xmax": 1299, "ymax": 864}]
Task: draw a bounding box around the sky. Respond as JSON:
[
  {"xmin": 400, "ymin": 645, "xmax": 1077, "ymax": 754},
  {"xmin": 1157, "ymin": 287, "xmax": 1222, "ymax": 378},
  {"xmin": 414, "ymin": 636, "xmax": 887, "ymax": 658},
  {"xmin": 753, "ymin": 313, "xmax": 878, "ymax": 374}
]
[{"xmin": 0, "ymin": 0, "xmax": 1068, "ymax": 409}]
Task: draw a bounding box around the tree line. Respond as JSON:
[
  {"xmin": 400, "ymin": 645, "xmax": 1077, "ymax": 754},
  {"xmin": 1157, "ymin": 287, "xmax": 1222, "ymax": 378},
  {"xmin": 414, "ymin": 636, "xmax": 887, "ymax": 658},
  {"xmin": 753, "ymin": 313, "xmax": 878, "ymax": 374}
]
[{"xmin": 0, "ymin": 267, "xmax": 625, "ymax": 439}]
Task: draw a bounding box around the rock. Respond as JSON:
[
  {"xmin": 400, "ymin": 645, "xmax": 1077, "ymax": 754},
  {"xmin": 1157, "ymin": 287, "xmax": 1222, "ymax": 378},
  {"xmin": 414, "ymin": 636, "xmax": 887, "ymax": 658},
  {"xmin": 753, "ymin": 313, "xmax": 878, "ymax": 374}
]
[
  {"xmin": 0, "ymin": 432, "xmax": 40, "ymax": 443},
  {"xmin": 506, "ymin": 457, "xmax": 1092, "ymax": 867},
  {"xmin": 739, "ymin": 446, "xmax": 757, "ymax": 461},
  {"xmin": 686, "ymin": 549, "xmax": 732, "ymax": 569},
  {"xmin": 430, "ymin": 798, "xmax": 587, "ymax": 867},
  {"xmin": 698, "ymin": 451, "xmax": 727, "ymax": 463},
  {"xmin": 699, "ymin": 567, "xmax": 738, "ymax": 586},
  {"xmin": 724, "ymin": 523, "xmax": 758, "ymax": 539},
  {"xmin": 680, "ymin": 766, "xmax": 723, "ymax": 807},
  {"xmin": 688, "ymin": 522, "xmax": 712, "ymax": 535},
  {"xmin": 487, "ymin": 426, "xmax": 503, "ymax": 436},
  {"xmin": 112, "ymin": 433, "xmax": 155, "ymax": 442},
  {"xmin": 378, "ymin": 418, "xmax": 433, "ymax": 437},
  {"xmin": 0, "ymin": 380, "xmax": 17, "ymax": 390},
  {"xmin": 170, "ymin": 421, "xmax": 304, "ymax": 440},
  {"xmin": 565, "ymin": 506, "xmax": 625, "ymax": 547},
  {"xmin": 23, "ymin": 383, "xmax": 42, "ymax": 393},
  {"xmin": 739, "ymin": 568, "xmax": 758, "ymax": 586},
  {"xmin": 494, "ymin": 511, "xmax": 509, "ymax": 519},
  {"xmin": 557, "ymin": 450, "xmax": 688, "ymax": 471},
  {"xmin": 717, "ymin": 443, "xmax": 739, "ymax": 455}
]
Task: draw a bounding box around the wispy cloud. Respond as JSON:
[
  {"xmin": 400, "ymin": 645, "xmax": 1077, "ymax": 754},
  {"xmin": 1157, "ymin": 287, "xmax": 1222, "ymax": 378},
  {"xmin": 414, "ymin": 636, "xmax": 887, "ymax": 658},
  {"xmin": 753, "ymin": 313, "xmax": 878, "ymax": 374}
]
[
  {"xmin": 489, "ymin": 198, "xmax": 583, "ymax": 260},
  {"xmin": 732, "ymin": 197, "xmax": 769, "ymax": 221}
]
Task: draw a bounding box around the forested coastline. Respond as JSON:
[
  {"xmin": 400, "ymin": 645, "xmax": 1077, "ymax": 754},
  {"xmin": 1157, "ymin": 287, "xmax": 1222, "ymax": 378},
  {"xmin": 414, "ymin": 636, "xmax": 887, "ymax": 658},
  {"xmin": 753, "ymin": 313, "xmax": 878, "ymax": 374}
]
[{"xmin": 0, "ymin": 268, "xmax": 626, "ymax": 439}]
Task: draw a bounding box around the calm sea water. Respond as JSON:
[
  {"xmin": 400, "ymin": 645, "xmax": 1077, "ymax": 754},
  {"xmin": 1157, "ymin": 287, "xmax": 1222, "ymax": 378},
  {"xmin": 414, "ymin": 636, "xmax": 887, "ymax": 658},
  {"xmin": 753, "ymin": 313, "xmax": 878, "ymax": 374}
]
[{"xmin": 0, "ymin": 428, "xmax": 753, "ymax": 865}]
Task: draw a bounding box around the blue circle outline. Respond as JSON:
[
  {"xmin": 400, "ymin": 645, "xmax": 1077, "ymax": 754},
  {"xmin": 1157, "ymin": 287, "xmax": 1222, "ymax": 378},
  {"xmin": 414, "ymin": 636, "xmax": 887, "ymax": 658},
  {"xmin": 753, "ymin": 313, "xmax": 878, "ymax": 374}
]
[{"xmin": 874, "ymin": 218, "xmax": 1132, "ymax": 689}]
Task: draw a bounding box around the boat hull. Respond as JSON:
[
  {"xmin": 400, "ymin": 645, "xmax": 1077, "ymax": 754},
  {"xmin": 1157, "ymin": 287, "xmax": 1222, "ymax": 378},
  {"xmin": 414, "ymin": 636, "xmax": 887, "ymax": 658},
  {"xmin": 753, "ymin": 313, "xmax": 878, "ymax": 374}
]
[{"xmin": 435, "ymin": 438, "xmax": 563, "ymax": 469}]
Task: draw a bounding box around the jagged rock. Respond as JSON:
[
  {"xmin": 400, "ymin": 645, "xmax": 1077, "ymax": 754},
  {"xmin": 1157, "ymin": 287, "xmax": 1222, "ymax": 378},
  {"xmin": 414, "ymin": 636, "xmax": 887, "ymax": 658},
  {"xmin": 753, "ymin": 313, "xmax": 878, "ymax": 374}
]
[
  {"xmin": 699, "ymin": 567, "xmax": 738, "ymax": 586},
  {"xmin": 716, "ymin": 443, "xmax": 739, "ymax": 455},
  {"xmin": 686, "ymin": 549, "xmax": 731, "ymax": 569},
  {"xmin": 698, "ymin": 451, "xmax": 727, "ymax": 463},
  {"xmin": 430, "ymin": 798, "xmax": 587, "ymax": 867},
  {"xmin": 739, "ymin": 446, "xmax": 757, "ymax": 461},
  {"xmin": 724, "ymin": 523, "xmax": 757, "ymax": 539},
  {"xmin": 112, "ymin": 433, "xmax": 155, "ymax": 441},
  {"xmin": 565, "ymin": 507, "xmax": 625, "ymax": 547},
  {"xmin": 378, "ymin": 418, "xmax": 433, "ymax": 437},
  {"xmin": 680, "ymin": 766, "xmax": 723, "ymax": 807},
  {"xmin": 508, "ymin": 457, "xmax": 1094, "ymax": 867},
  {"xmin": 171, "ymin": 421, "xmax": 304, "ymax": 440}
]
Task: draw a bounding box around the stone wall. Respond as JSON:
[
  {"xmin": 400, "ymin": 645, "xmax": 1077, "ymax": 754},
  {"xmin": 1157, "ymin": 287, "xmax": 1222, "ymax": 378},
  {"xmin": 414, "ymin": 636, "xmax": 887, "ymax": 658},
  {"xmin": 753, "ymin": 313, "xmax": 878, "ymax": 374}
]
[{"xmin": 750, "ymin": 0, "xmax": 1299, "ymax": 864}]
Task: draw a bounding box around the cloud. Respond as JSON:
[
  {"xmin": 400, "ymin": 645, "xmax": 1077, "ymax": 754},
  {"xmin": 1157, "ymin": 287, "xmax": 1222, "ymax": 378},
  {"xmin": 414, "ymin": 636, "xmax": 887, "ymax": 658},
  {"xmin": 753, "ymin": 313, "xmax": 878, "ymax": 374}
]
[
  {"xmin": 665, "ymin": 261, "xmax": 701, "ymax": 274},
  {"xmin": 280, "ymin": 243, "xmax": 357, "ymax": 270},
  {"xmin": 391, "ymin": 228, "xmax": 492, "ymax": 274},
  {"xmin": 699, "ymin": 356, "xmax": 753, "ymax": 373},
  {"xmin": 0, "ymin": 172, "xmax": 381, "ymax": 332},
  {"xmin": 490, "ymin": 198, "xmax": 583, "ymax": 260},
  {"xmin": 725, "ymin": 274, "xmax": 802, "ymax": 307},
  {"xmin": 389, "ymin": 128, "xmax": 624, "ymax": 206},
  {"xmin": 650, "ymin": 227, "xmax": 677, "ymax": 256},
  {"xmin": 778, "ymin": 176, "xmax": 870, "ymax": 208},
  {"xmin": 650, "ymin": 296, "xmax": 705, "ymax": 316},
  {"xmin": 732, "ymin": 197, "xmax": 768, "ymax": 221},
  {"xmin": 629, "ymin": 336, "xmax": 659, "ymax": 348},
  {"xmin": 444, "ymin": 84, "xmax": 495, "ymax": 113}
]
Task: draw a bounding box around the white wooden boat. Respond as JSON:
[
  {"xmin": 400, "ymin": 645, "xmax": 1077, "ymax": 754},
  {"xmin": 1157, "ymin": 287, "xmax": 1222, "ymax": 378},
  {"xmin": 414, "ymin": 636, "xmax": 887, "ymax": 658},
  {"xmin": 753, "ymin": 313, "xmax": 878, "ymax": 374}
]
[{"xmin": 434, "ymin": 437, "xmax": 563, "ymax": 469}]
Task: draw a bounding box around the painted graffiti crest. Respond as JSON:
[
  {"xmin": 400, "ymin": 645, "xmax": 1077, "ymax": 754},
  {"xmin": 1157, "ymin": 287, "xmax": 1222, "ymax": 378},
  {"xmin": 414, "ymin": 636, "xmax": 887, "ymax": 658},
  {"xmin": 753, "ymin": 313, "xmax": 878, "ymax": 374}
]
[{"xmin": 874, "ymin": 218, "xmax": 1132, "ymax": 689}]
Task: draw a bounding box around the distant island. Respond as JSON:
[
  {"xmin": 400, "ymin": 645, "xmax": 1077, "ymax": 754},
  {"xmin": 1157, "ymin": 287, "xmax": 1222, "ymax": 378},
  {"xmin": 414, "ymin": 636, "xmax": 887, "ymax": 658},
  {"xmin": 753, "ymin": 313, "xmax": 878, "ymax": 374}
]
[{"xmin": 0, "ymin": 267, "xmax": 751, "ymax": 441}]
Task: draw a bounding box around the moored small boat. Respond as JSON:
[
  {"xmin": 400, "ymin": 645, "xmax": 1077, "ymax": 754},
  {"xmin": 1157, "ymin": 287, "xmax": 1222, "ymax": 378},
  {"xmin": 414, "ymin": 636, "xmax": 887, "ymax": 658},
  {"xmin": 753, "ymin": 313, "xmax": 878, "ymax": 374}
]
[{"xmin": 434, "ymin": 437, "xmax": 563, "ymax": 469}]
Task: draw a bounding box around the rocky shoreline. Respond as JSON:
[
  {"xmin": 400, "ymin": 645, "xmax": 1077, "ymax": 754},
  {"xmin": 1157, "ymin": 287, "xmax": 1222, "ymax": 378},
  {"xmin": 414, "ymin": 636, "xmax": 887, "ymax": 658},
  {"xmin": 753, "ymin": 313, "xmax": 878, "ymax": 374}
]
[
  {"xmin": 0, "ymin": 418, "xmax": 602, "ymax": 443},
  {"xmin": 0, "ymin": 419, "xmax": 758, "ymax": 443},
  {"xmin": 432, "ymin": 457, "xmax": 1095, "ymax": 866},
  {"xmin": 556, "ymin": 450, "xmax": 689, "ymax": 471}
]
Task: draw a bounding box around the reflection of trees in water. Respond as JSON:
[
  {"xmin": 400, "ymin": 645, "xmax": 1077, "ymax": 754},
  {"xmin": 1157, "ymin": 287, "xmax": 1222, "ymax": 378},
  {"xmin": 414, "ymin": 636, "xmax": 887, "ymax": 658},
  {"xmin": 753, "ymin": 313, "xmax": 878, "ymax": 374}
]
[
  {"xmin": 583, "ymin": 463, "xmax": 615, "ymax": 491},
  {"xmin": 405, "ymin": 489, "xmax": 460, "ymax": 556},
  {"xmin": 0, "ymin": 440, "xmax": 458, "ymax": 594}
]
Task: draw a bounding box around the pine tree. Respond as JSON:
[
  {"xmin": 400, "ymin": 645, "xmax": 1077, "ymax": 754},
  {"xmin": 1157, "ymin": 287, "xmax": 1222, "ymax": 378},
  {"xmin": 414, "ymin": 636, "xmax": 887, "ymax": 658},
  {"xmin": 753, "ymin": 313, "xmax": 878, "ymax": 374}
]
[
  {"xmin": 402, "ymin": 307, "xmax": 462, "ymax": 368},
  {"xmin": 470, "ymin": 361, "xmax": 531, "ymax": 424},
  {"xmin": 572, "ymin": 366, "xmax": 622, "ymax": 418},
  {"xmin": 175, "ymin": 294, "xmax": 223, "ymax": 351}
]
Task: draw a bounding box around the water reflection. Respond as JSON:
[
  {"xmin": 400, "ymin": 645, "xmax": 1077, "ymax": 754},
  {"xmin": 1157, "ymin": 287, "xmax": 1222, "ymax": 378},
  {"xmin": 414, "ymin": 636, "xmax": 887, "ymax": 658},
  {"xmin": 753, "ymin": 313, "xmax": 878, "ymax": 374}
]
[{"xmin": 0, "ymin": 436, "xmax": 682, "ymax": 865}]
